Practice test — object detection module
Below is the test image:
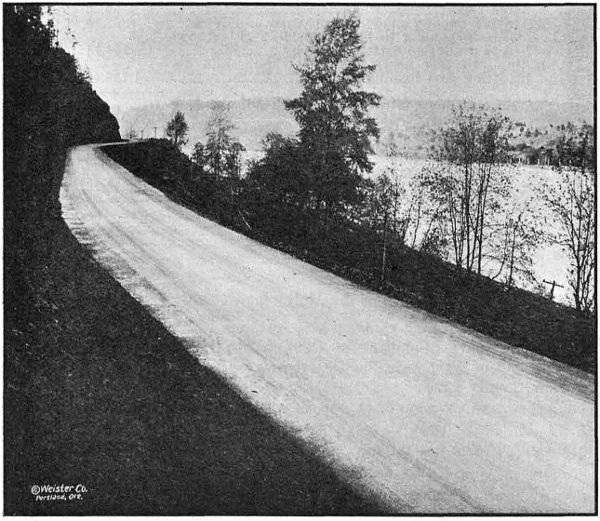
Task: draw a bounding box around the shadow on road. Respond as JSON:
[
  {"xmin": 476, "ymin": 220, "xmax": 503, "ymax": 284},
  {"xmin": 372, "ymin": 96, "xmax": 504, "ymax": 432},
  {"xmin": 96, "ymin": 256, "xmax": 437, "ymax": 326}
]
[{"xmin": 4, "ymin": 216, "xmax": 383, "ymax": 515}]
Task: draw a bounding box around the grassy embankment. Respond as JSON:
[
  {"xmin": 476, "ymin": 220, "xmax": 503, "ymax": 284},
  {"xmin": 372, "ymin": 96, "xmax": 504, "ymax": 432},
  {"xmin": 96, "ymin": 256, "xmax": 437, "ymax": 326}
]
[
  {"xmin": 4, "ymin": 6, "xmax": 382, "ymax": 515},
  {"xmin": 104, "ymin": 139, "xmax": 596, "ymax": 374}
]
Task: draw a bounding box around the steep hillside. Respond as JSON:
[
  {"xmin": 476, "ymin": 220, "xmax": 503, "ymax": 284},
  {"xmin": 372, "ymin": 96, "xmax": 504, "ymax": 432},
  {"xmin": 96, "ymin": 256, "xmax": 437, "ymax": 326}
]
[
  {"xmin": 4, "ymin": 4, "xmax": 121, "ymax": 354},
  {"xmin": 3, "ymin": 6, "xmax": 381, "ymax": 515},
  {"xmin": 4, "ymin": 7, "xmax": 120, "ymax": 225}
]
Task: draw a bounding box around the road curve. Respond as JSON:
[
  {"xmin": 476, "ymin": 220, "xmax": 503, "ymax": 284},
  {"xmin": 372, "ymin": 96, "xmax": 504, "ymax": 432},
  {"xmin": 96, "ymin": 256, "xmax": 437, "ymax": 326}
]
[{"xmin": 60, "ymin": 144, "xmax": 595, "ymax": 513}]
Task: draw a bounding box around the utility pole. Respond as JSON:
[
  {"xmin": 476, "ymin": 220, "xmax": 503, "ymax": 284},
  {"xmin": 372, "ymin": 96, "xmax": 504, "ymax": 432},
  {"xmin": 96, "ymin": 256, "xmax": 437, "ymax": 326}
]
[
  {"xmin": 154, "ymin": 127, "xmax": 157, "ymax": 139},
  {"xmin": 542, "ymin": 279, "xmax": 565, "ymax": 302},
  {"xmin": 140, "ymin": 129, "xmax": 144, "ymax": 139}
]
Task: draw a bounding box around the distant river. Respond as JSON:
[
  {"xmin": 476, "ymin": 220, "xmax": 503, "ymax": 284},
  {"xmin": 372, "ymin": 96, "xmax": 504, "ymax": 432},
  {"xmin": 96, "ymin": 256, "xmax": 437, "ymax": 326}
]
[
  {"xmin": 370, "ymin": 156, "xmax": 571, "ymax": 305},
  {"xmin": 240, "ymin": 151, "xmax": 573, "ymax": 306}
]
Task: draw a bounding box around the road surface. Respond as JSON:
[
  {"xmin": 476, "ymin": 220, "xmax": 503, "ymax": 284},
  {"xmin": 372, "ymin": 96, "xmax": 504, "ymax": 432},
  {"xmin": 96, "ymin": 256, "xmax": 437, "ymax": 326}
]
[{"xmin": 60, "ymin": 144, "xmax": 595, "ymax": 513}]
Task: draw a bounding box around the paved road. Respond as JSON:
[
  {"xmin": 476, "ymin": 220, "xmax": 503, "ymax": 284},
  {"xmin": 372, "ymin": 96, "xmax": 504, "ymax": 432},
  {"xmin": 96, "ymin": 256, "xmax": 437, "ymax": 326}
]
[{"xmin": 61, "ymin": 144, "xmax": 595, "ymax": 513}]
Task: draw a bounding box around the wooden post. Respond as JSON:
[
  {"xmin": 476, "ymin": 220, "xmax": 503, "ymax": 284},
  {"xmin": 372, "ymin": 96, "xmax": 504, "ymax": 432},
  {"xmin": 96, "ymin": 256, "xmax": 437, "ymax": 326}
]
[{"xmin": 542, "ymin": 279, "xmax": 565, "ymax": 301}]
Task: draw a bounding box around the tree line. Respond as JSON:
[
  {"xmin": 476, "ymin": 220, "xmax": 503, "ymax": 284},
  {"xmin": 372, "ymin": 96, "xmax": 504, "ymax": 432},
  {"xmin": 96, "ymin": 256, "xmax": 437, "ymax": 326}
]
[{"xmin": 161, "ymin": 14, "xmax": 595, "ymax": 314}]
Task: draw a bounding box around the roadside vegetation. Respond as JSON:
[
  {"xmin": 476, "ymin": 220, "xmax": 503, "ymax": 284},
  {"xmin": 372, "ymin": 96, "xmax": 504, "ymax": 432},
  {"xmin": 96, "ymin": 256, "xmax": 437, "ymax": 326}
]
[
  {"xmin": 106, "ymin": 14, "xmax": 595, "ymax": 373},
  {"xmin": 537, "ymin": 124, "xmax": 595, "ymax": 312},
  {"xmin": 4, "ymin": 6, "xmax": 382, "ymax": 514}
]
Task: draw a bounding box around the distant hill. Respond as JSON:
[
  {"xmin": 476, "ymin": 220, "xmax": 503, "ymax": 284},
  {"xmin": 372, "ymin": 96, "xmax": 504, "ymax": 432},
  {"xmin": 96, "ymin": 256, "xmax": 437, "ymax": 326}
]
[{"xmin": 113, "ymin": 97, "xmax": 593, "ymax": 156}]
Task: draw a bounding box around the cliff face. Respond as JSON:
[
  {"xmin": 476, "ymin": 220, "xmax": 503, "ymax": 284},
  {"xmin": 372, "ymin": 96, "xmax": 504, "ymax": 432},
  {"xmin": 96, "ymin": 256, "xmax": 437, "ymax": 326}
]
[
  {"xmin": 4, "ymin": 4, "xmax": 122, "ymax": 340},
  {"xmin": 4, "ymin": 4, "xmax": 120, "ymax": 226}
]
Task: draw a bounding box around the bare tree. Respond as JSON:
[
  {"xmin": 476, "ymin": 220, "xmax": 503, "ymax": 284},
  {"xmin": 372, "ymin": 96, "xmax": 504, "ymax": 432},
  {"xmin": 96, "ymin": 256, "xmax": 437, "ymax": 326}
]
[
  {"xmin": 420, "ymin": 103, "xmax": 512, "ymax": 275},
  {"xmin": 540, "ymin": 123, "xmax": 595, "ymax": 312},
  {"xmin": 204, "ymin": 102, "xmax": 244, "ymax": 178},
  {"xmin": 368, "ymin": 171, "xmax": 403, "ymax": 282},
  {"xmin": 489, "ymin": 201, "xmax": 543, "ymax": 290}
]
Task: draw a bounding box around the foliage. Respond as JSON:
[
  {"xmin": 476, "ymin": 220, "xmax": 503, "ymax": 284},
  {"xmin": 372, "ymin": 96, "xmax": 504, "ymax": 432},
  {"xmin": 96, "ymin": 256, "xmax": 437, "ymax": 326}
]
[
  {"xmin": 420, "ymin": 103, "xmax": 513, "ymax": 275},
  {"xmin": 4, "ymin": 5, "xmax": 121, "ymax": 512},
  {"xmin": 225, "ymin": 141, "xmax": 246, "ymax": 179},
  {"xmin": 4, "ymin": 1, "xmax": 122, "ymax": 347},
  {"xmin": 191, "ymin": 141, "xmax": 204, "ymax": 168},
  {"xmin": 165, "ymin": 110, "xmax": 189, "ymax": 149},
  {"xmin": 201, "ymin": 102, "xmax": 245, "ymax": 178},
  {"xmin": 246, "ymin": 133, "xmax": 308, "ymax": 212},
  {"xmin": 365, "ymin": 172, "xmax": 402, "ymax": 231},
  {"xmin": 363, "ymin": 171, "xmax": 405, "ymax": 280},
  {"xmin": 382, "ymin": 132, "xmax": 403, "ymax": 158},
  {"xmin": 540, "ymin": 123, "xmax": 596, "ymax": 312},
  {"xmin": 4, "ymin": 4, "xmax": 120, "ymax": 240},
  {"xmin": 107, "ymin": 141, "xmax": 596, "ymax": 374},
  {"xmin": 488, "ymin": 201, "xmax": 543, "ymax": 289},
  {"xmin": 284, "ymin": 14, "xmax": 381, "ymax": 213}
]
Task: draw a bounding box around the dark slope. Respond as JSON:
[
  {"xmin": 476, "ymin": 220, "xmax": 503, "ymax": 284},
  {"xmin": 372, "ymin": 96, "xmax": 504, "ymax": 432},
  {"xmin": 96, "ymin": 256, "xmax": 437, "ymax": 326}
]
[{"xmin": 3, "ymin": 6, "xmax": 381, "ymax": 515}]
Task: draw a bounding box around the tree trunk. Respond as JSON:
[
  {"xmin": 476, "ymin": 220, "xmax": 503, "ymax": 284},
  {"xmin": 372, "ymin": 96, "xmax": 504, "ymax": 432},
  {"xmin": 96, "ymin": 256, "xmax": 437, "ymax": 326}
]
[{"xmin": 381, "ymin": 212, "xmax": 388, "ymax": 284}]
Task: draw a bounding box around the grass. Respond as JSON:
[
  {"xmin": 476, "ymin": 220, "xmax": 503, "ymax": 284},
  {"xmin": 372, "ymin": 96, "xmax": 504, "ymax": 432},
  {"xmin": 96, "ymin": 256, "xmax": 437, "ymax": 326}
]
[
  {"xmin": 4, "ymin": 152, "xmax": 383, "ymax": 515},
  {"xmin": 104, "ymin": 140, "xmax": 596, "ymax": 375}
]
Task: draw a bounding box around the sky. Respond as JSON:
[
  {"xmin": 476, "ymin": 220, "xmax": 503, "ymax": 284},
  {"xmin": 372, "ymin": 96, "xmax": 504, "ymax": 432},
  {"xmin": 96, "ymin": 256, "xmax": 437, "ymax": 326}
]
[{"xmin": 51, "ymin": 5, "xmax": 594, "ymax": 112}]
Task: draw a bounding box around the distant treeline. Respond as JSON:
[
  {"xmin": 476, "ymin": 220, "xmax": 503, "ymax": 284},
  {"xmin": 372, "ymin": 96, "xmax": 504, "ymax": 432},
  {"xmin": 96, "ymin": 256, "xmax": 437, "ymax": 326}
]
[{"xmin": 378, "ymin": 119, "xmax": 594, "ymax": 162}]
